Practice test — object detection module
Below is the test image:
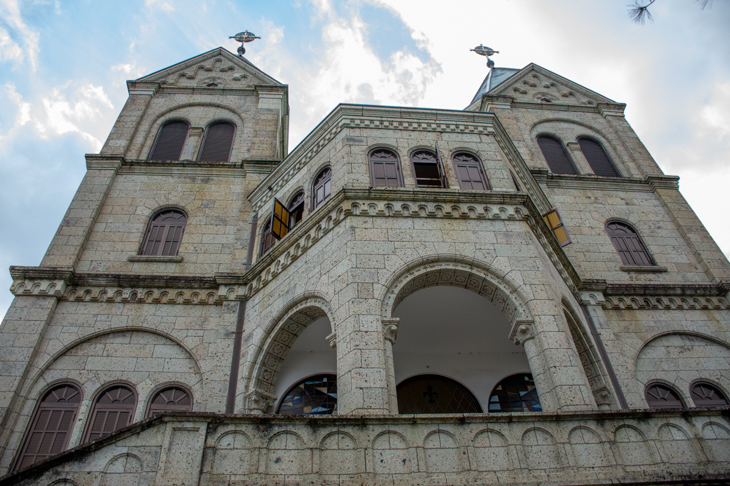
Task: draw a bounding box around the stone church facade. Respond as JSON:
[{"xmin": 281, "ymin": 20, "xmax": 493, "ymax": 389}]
[{"xmin": 0, "ymin": 47, "xmax": 729, "ymax": 485}]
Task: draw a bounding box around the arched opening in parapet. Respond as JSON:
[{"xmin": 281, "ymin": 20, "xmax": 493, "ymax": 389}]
[{"xmin": 392, "ymin": 285, "xmax": 533, "ymax": 413}]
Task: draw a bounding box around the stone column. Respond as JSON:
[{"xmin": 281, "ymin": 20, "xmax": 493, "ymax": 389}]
[
  {"xmin": 382, "ymin": 318, "xmax": 399, "ymax": 414},
  {"xmin": 180, "ymin": 127, "xmax": 204, "ymax": 160}
]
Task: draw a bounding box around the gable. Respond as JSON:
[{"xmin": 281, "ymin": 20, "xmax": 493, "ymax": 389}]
[
  {"xmin": 486, "ymin": 64, "xmax": 615, "ymax": 107},
  {"xmin": 135, "ymin": 47, "xmax": 283, "ymax": 89}
]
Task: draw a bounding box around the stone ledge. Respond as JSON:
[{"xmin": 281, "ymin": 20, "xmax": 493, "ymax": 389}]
[
  {"xmin": 621, "ymin": 265, "xmax": 668, "ymax": 273},
  {"xmin": 127, "ymin": 255, "xmax": 183, "ymax": 263}
]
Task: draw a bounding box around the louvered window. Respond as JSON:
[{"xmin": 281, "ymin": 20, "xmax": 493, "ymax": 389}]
[
  {"xmin": 690, "ymin": 382, "xmax": 728, "ymax": 407},
  {"xmin": 140, "ymin": 209, "xmax": 187, "ymax": 256},
  {"xmin": 84, "ymin": 385, "xmax": 136, "ymax": 443},
  {"xmin": 199, "ymin": 121, "xmax": 236, "ymax": 162},
  {"xmin": 537, "ymin": 135, "xmax": 577, "ymax": 174},
  {"xmin": 579, "ymin": 138, "xmax": 620, "ymax": 177},
  {"xmin": 288, "ymin": 191, "xmax": 305, "ymax": 229},
  {"xmin": 14, "ymin": 384, "xmax": 81, "ymax": 471},
  {"xmin": 312, "ymin": 167, "xmax": 332, "ymax": 209},
  {"xmin": 260, "ymin": 218, "xmax": 275, "ymax": 255},
  {"xmin": 411, "ymin": 150, "xmax": 447, "ymax": 188},
  {"xmin": 369, "ymin": 149, "xmax": 402, "ymax": 187},
  {"xmin": 606, "ymin": 221, "xmax": 653, "ymax": 266},
  {"xmin": 645, "ymin": 383, "xmax": 684, "ymax": 409},
  {"xmin": 149, "ymin": 121, "xmax": 189, "ymax": 161},
  {"xmin": 147, "ymin": 386, "xmax": 193, "ymax": 417},
  {"xmin": 452, "ymin": 152, "xmax": 490, "ymax": 190}
]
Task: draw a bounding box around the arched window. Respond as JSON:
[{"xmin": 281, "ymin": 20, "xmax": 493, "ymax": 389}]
[
  {"xmin": 149, "ymin": 120, "xmax": 189, "ymax": 161},
  {"xmin": 645, "ymin": 383, "xmax": 684, "ymax": 409},
  {"xmin": 260, "ymin": 217, "xmax": 275, "ymax": 256},
  {"xmin": 397, "ymin": 375, "xmax": 482, "ymax": 414},
  {"xmin": 147, "ymin": 386, "xmax": 193, "ymax": 418},
  {"xmin": 536, "ymin": 135, "xmax": 578, "ymax": 175},
  {"xmin": 14, "ymin": 384, "xmax": 82, "ymax": 471},
  {"xmin": 690, "ymin": 382, "xmax": 728, "ymax": 407},
  {"xmin": 578, "ymin": 137, "xmax": 620, "ymax": 177},
  {"xmin": 288, "ymin": 191, "xmax": 305, "ymax": 229},
  {"xmin": 411, "ymin": 150, "xmax": 447, "ymax": 188},
  {"xmin": 489, "ymin": 373, "xmax": 542, "ymax": 413},
  {"xmin": 369, "ymin": 149, "xmax": 403, "ymax": 187},
  {"xmin": 84, "ymin": 385, "xmax": 137, "ymax": 443},
  {"xmin": 605, "ymin": 221, "xmax": 654, "ymax": 266},
  {"xmin": 198, "ymin": 121, "xmax": 236, "ymax": 162},
  {"xmin": 452, "ymin": 152, "xmax": 490, "ymax": 190},
  {"xmin": 140, "ymin": 209, "xmax": 187, "ymax": 256},
  {"xmin": 277, "ymin": 374, "xmax": 337, "ymax": 415},
  {"xmin": 312, "ymin": 167, "xmax": 332, "ymax": 209}
]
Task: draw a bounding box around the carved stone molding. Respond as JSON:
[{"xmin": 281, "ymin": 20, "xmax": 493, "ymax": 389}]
[
  {"xmin": 246, "ymin": 389, "xmax": 277, "ymax": 414},
  {"xmin": 602, "ymin": 295, "xmax": 729, "ymax": 311},
  {"xmin": 509, "ymin": 319, "xmax": 535, "ymax": 346},
  {"xmin": 382, "ymin": 318, "xmax": 400, "ymax": 344},
  {"xmin": 326, "ymin": 331, "xmax": 337, "ymax": 348},
  {"xmin": 10, "ymin": 279, "xmax": 68, "ymax": 298}
]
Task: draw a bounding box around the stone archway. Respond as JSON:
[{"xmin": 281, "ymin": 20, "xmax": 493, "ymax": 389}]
[{"xmin": 245, "ymin": 295, "xmax": 335, "ymax": 413}]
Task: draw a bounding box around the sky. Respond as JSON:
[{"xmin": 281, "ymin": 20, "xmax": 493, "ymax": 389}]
[{"xmin": 0, "ymin": 0, "xmax": 729, "ymax": 322}]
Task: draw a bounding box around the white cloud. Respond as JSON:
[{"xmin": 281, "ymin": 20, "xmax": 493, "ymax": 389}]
[
  {"xmin": 697, "ymin": 81, "xmax": 730, "ymax": 141},
  {"xmin": 0, "ymin": 0, "xmax": 40, "ymax": 71},
  {"xmin": 0, "ymin": 27, "xmax": 23, "ymax": 63},
  {"xmin": 144, "ymin": 0, "xmax": 174, "ymax": 12}
]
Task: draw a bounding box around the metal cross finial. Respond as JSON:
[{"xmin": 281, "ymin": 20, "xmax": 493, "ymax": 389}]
[
  {"xmin": 229, "ymin": 31, "xmax": 261, "ymax": 57},
  {"xmin": 471, "ymin": 44, "xmax": 499, "ymax": 68}
]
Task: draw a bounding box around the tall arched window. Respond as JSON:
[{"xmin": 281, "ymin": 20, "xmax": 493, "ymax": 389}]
[
  {"xmin": 288, "ymin": 191, "xmax": 305, "ymax": 229},
  {"xmin": 140, "ymin": 209, "xmax": 187, "ymax": 257},
  {"xmin": 84, "ymin": 385, "xmax": 137, "ymax": 443},
  {"xmin": 147, "ymin": 386, "xmax": 193, "ymax": 417},
  {"xmin": 277, "ymin": 374, "xmax": 337, "ymax": 415},
  {"xmin": 489, "ymin": 373, "xmax": 542, "ymax": 413},
  {"xmin": 397, "ymin": 375, "xmax": 482, "ymax": 414},
  {"xmin": 260, "ymin": 217, "xmax": 275, "ymax": 256},
  {"xmin": 452, "ymin": 152, "xmax": 490, "ymax": 190},
  {"xmin": 198, "ymin": 121, "xmax": 236, "ymax": 162},
  {"xmin": 536, "ymin": 135, "xmax": 578, "ymax": 175},
  {"xmin": 690, "ymin": 382, "xmax": 728, "ymax": 407},
  {"xmin": 411, "ymin": 149, "xmax": 447, "ymax": 188},
  {"xmin": 605, "ymin": 221, "xmax": 654, "ymax": 266},
  {"xmin": 369, "ymin": 149, "xmax": 403, "ymax": 187},
  {"xmin": 312, "ymin": 167, "xmax": 332, "ymax": 209},
  {"xmin": 578, "ymin": 137, "xmax": 620, "ymax": 177},
  {"xmin": 645, "ymin": 383, "xmax": 684, "ymax": 409},
  {"xmin": 14, "ymin": 384, "xmax": 82, "ymax": 471},
  {"xmin": 149, "ymin": 120, "xmax": 189, "ymax": 161}
]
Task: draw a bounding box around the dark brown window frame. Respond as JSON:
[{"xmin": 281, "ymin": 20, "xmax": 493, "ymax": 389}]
[
  {"xmin": 690, "ymin": 381, "xmax": 729, "ymax": 408},
  {"xmin": 146, "ymin": 385, "xmax": 194, "ymax": 418},
  {"xmin": 312, "ymin": 166, "xmax": 333, "ymax": 210},
  {"xmin": 605, "ymin": 220, "xmax": 655, "ymax": 266},
  {"xmin": 260, "ymin": 215, "xmax": 275, "ymax": 256},
  {"xmin": 451, "ymin": 151, "xmax": 491, "ymax": 190},
  {"xmin": 577, "ymin": 137, "xmax": 621, "ymax": 177},
  {"xmin": 410, "ymin": 149, "xmax": 448, "ymax": 188},
  {"xmin": 288, "ymin": 191, "xmax": 305, "ymax": 229},
  {"xmin": 13, "ymin": 383, "xmax": 83, "ymax": 472},
  {"xmin": 139, "ymin": 208, "xmax": 188, "ymax": 257},
  {"xmin": 197, "ymin": 120, "xmax": 237, "ymax": 162},
  {"xmin": 368, "ymin": 148, "xmax": 404, "ymax": 188},
  {"xmin": 645, "ymin": 382, "xmax": 685, "ymax": 409},
  {"xmin": 148, "ymin": 119, "xmax": 190, "ymax": 161},
  {"xmin": 82, "ymin": 384, "xmax": 137, "ymax": 443},
  {"xmin": 536, "ymin": 135, "xmax": 578, "ymax": 175}
]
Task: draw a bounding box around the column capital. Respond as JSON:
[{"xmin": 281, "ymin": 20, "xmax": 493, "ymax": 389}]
[
  {"xmin": 509, "ymin": 319, "xmax": 535, "ymax": 346},
  {"xmin": 382, "ymin": 317, "xmax": 400, "ymax": 344}
]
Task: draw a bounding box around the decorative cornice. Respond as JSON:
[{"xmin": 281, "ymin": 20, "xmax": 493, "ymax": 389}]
[
  {"xmin": 578, "ymin": 280, "xmax": 730, "ymax": 309},
  {"xmin": 531, "ymin": 171, "xmax": 680, "ymax": 193}
]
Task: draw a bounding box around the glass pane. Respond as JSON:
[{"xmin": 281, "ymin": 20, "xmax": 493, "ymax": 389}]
[
  {"xmin": 488, "ymin": 374, "xmax": 542, "ymax": 413},
  {"xmin": 397, "ymin": 375, "xmax": 482, "ymax": 414},
  {"xmin": 278, "ymin": 374, "xmax": 337, "ymax": 415}
]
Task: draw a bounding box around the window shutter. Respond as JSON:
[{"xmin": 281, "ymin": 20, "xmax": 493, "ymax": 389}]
[
  {"xmin": 140, "ymin": 209, "xmax": 187, "ymax": 256},
  {"xmin": 199, "ymin": 122, "xmax": 235, "ymax": 162},
  {"xmin": 369, "ymin": 150, "xmax": 401, "ymax": 187},
  {"xmin": 313, "ymin": 167, "xmax": 332, "ymax": 209},
  {"xmin": 543, "ymin": 209, "xmax": 571, "ymax": 246},
  {"xmin": 149, "ymin": 121, "xmax": 188, "ymax": 161},
  {"xmin": 452, "ymin": 152, "xmax": 489, "ymax": 190},
  {"xmin": 690, "ymin": 382, "xmax": 728, "ymax": 407},
  {"xmin": 288, "ymin": 191, "xmax": 305, "ymax": 229},
  {"xmin": 645, "ymin": 383, "xmax": 684, "ymax": 409},
  {"xmin": 537, "ymin": 136, "xmax": 577, "ymax": 175},
  {"xmin": 411, "ymin": 150, "xmax": 445, "ymax": 188},
  {"xmin": 14, "ymin": 384, "xmax": 81, "ymax": 471},
  {"xmin": 84, "ymin": 385, "xmax": 136, "ymax": 443},
  {"xmin": 147, "ymin": 386, "xmax": 193, "ymax": 417},
  {"xmin": 605, "ymin": 222, "xmax": 653, "ymax": 266},
  {"xmin": 579, "ymin": 138, "xmax": 620, "ymax": 177}
]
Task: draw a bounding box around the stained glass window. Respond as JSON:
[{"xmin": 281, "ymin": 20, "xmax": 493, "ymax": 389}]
[
  {"xmin": 277, "ymin": 374, "xmax": 337, "ymax": 415},
  {"xmin": 397, "ymin": 374, "xmax": 482, "ymax": 414},
  {"xmin": 488, "ymin": 373, "xmax": 542, "ymax": 413}
]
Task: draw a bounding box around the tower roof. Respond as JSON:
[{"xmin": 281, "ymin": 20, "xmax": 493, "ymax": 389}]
[{"xmin": 470, "ymin": 67, "xmax": 521, "ymax": 105}]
